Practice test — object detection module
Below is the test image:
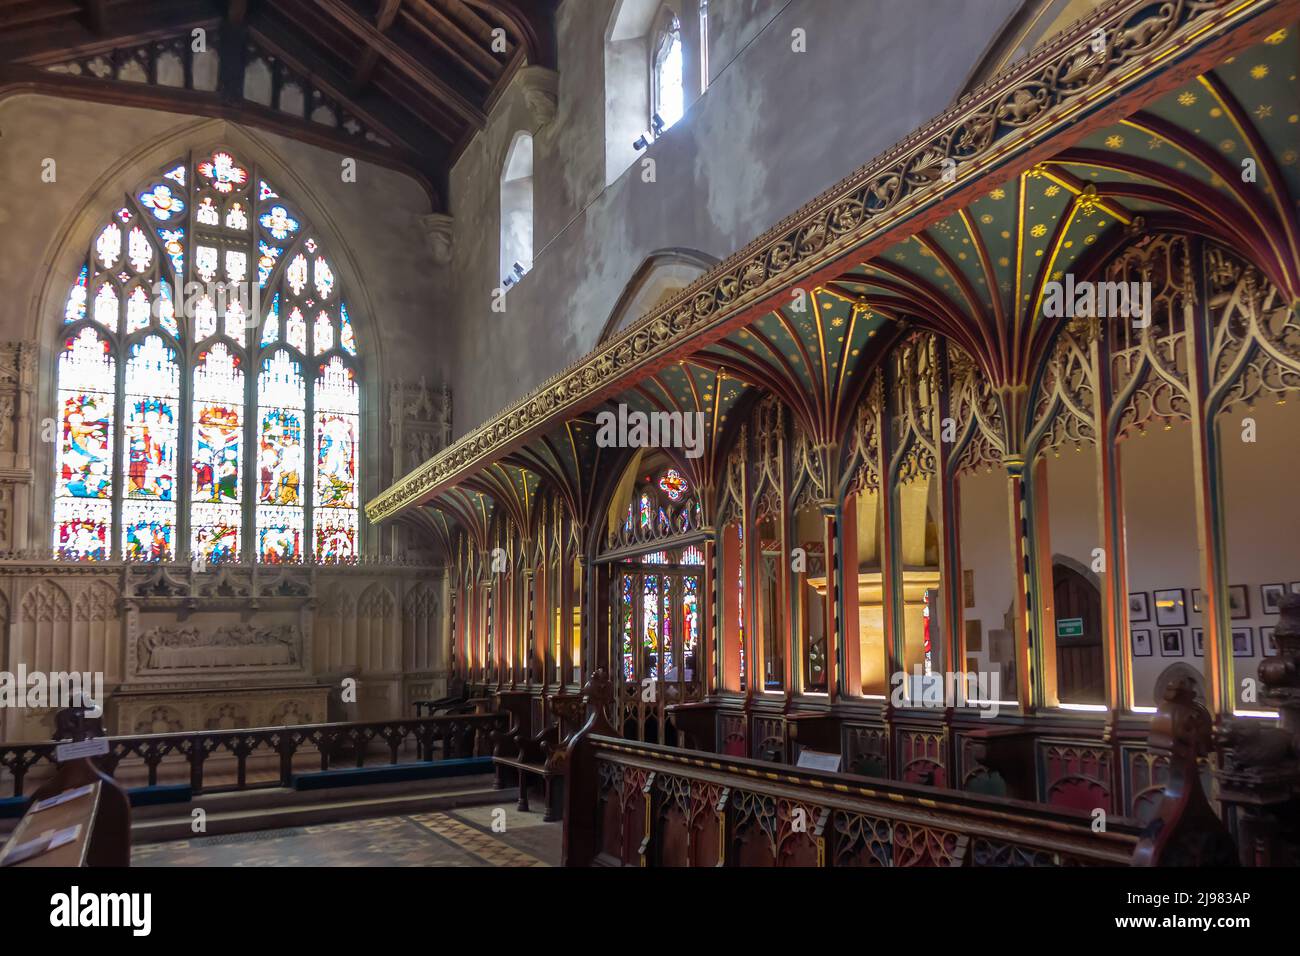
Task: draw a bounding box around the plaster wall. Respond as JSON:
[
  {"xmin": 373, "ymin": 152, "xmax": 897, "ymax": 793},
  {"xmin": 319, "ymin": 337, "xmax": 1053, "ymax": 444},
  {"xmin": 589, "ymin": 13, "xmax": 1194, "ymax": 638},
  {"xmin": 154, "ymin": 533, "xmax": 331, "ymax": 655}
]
[{"xmin": 447, "ymin": 0, "xmax": 1025, "ymax": 431}]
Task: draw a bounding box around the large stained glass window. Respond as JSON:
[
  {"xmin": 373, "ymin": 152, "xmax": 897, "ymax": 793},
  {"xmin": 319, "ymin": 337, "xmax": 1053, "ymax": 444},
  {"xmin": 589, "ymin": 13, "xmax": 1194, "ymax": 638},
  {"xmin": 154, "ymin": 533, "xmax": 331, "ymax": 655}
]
[{"xmin": 51, "ymin": 148, "xmax": 363, "ymax": 563}]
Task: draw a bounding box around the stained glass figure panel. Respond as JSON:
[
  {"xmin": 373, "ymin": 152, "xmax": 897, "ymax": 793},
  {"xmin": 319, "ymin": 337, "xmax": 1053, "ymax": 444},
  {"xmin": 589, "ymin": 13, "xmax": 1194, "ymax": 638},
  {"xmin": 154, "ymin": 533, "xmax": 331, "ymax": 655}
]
[
  {"xmin": 53, "ymin": 328, "xmax": 115, "ymax": 558},
  {"xmin": 192, "ymin": 502, "xmax": 240, "ymax": 563},
  {"xmin": 257, "ymin": 351, "xmax": 305, "ymax": 506},
  {"xmin": 192, "ymin": 343, "xmax": 243, "ymax": 511},
  {"xmin": 257, "ymin": 505, "xmax": 303, "ymax": 563},
  {"xmin": 122, "ymin": 337, "xmax": 180, "ymax": 556}
]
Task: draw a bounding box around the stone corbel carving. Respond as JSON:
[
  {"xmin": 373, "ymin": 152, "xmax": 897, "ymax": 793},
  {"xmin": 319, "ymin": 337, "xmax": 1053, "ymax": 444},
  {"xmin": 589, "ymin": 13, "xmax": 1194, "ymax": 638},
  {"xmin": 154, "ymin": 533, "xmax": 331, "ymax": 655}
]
[
  {"xmin": 419, "ymin": 213, "xmax": 453, "ymax": 267},
  {"xmin": 517, "ymin": 65, "xmax": 558, "ymax": 131}
]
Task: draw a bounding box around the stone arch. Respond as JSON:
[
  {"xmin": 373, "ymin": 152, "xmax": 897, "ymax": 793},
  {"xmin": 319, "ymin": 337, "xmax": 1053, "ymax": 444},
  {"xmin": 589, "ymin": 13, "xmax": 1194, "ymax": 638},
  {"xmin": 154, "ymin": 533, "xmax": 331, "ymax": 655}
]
[
  {"xmin": 315, "ymin": 585, "xmax": 357, "ymax": 673},
  {"xmin": 356, "ymin": 583, "xmax": 397, "ymax": 674},
  {"xmin": 499, "ymin": 130, "xmax": 534, "ymax": 286},
  {"xmin": 955, "ymin": 0, "xmax": 1108, "ymax": 101},
  {"xmin": 595, "ymin": 247, "xmax": 717, "ymax": 348},
  {"xmin": 72, "ymin": 580, "xmax": 120, "ymax": 681},
  {"xmin": 403, "ymin": 581, "xmax": 440, "ymax": 673},
  {"xmin": 18, "ymin": 579, "xmax": 72, "ymax": 673}
]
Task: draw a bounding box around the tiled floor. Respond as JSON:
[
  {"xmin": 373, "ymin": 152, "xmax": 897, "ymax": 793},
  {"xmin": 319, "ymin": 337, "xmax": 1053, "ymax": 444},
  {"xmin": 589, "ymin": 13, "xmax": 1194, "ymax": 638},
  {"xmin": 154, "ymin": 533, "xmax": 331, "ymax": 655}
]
[{"xmin": 131, "ymin": 805, "xmax": 561, "ymax": 867}]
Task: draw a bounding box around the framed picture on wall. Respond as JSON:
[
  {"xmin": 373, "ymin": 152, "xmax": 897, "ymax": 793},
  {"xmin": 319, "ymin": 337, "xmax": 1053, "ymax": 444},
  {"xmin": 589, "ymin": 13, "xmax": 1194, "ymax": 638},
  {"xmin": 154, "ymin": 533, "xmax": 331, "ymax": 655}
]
[
  {"xmin": 1131, "ymin": 628, "xmax": 1153, "ymax": 658},
  {"xmin": 1192, "ymin": 628, "xmax": 1204, "ymax": 657},
  {"xmin": 1192, "ymin": 589, "xmax": 1204, "ymax": 614},
  {"xmin": 1261, "ymin": 583, "xmax": 1287, "ymax": 615},
  {"xmin": 1228, "ymin": 585, "xmax": 1250, "ymax": 620},
  {"xmin": 1261, "ymin": 626, "xmax": 1278, "ymax": 657},
  {"xmin": 1129, "ymin": 592, "xmax": 1150, "ymax": 623},
  {"xmin": 1154, "ymin": 589, "xmax": 1188, "ymax": 627},
  {"xmin": 1159, "ymin": 629, "xmax": 1184, "ymax": 657},
  {"xmin": 1290, "ymin": 582, "xmax": 1300, "ymax": 595},
  {"xmin": 1231, "ymin": 627, "xmax": 1254, "ymax": 658}
]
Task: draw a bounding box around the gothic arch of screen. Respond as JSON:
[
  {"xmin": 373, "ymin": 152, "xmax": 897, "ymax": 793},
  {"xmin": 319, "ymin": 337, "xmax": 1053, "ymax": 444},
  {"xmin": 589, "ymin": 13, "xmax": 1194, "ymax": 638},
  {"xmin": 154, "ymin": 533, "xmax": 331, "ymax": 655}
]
[{"xmin": 52, "ymin": 146, "xmax": 361, "ymax": 564}]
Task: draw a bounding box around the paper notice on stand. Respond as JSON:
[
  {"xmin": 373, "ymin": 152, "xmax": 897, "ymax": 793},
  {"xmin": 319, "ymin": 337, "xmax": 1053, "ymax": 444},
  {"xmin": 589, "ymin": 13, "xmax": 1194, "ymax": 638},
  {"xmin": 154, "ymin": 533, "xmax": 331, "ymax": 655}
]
[
  {"xmin": 54, "ymin": 737, "xmax": 109, "ymax": 761},
  {"xmin": 0, "ymin": 824, "xmax": 82, "ymax": 867},
  {"xmin": 31, "ymin": 784, "xmax": 95, "ymax": 814}
]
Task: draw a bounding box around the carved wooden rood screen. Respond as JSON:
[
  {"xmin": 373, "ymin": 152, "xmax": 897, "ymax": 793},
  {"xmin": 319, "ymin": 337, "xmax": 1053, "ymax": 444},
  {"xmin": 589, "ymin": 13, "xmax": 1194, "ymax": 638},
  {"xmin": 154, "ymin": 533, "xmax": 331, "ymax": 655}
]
[
  {"xmin": 362, "ymin": 0, "xmax": 1300, "ymax": 865},
  {"xmin": 560, "ymin": 671, "xmax": 1233, "ymax": 866}
]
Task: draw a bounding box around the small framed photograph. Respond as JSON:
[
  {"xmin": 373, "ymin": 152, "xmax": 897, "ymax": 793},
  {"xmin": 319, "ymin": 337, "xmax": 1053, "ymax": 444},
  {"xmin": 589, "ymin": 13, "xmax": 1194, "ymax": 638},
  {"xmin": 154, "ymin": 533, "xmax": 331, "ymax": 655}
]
[
  {"xmin": 1192, "ymin": 628, "xmax": 1204, "ymax": 657},
  {"xmin": 1154, "ymin": 588, "xmax": 1188, "ymax": 627},
  {"xmin": 1290, "ymin": 582, "xmax": 1300, "ymax": 595},
  {"xmin": 1228, "ymin": 585, "xmax": 1250, "ymax": 620},
  {"xmin": 1231, "ymin": 627, "xmax": 1254, "ymax": 658},
  {"xmin": 1192, "ymin": 588, "xmax": 1204, "ymax": 614},
  {"xmin": 1159, "ymin": 628, "xmax": 1184, "ymax": 657},
  {"xmin": 1261, "ymin": 583, "xmax": 1287, "ymax": 615},
  {"xmin": 1131, "ymin": 628, "xmax": 1153, "ymax": 658},
  {"xmin": 1261, "ymin": 626, "xmax": 1278, "ymax": 657},
  {"xmin": 1129, "ymin": 592, "xmax": 1150, "ymax": 623}
]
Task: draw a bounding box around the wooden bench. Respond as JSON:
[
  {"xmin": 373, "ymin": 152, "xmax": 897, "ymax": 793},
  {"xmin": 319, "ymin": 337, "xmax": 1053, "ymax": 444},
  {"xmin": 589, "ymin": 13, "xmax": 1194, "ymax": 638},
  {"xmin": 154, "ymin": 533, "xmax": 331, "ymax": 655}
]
[
  {"xmin": 2, "ymin": 707, "xmax": 130, "ymax": 868},
  {"xmin": 492, "ymin": 692, "xmax": 585, "ymax": 821},
  {"xmin": 413, "ymin": 675, "xmax": 469, "ymax": 717}
]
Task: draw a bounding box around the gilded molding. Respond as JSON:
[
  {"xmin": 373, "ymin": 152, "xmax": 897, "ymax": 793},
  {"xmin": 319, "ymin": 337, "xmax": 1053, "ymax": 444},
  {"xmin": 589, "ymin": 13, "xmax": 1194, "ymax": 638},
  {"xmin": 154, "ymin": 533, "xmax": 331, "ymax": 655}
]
[{"xmin": 366, "ymin": 0, "xmax": 1288, "ymax": 523}]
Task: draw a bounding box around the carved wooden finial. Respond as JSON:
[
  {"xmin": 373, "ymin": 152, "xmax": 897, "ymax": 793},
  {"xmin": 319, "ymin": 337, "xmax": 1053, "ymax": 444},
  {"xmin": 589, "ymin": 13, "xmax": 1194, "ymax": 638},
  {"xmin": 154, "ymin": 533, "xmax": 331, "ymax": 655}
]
[{"xmin": 1133, "ymin": 676, "xmax": 1236, "ymax": 866}]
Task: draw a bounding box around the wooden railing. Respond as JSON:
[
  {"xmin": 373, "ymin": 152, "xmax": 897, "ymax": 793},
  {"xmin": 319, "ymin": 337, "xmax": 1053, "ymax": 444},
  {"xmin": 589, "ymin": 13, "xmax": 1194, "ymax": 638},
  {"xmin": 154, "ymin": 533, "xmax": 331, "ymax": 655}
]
[
  {"xmin": 0, "ymin": 712, "xmax": 508, "ymax": 799},
  {"xmin": 566, "ymin": 734, "xmax": 1142, "ymax": 867},
  {"xmin": 562, "ymin": 671, "xmax": 1235, "ymax": 867}
]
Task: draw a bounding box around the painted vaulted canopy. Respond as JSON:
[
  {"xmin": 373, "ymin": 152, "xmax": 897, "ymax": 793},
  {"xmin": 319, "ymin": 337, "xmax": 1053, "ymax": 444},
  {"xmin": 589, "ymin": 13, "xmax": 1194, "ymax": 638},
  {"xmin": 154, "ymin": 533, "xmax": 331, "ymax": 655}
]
[{"xmin": 373, "ymin": 0, "xmax": 1300, "ymax": 549}]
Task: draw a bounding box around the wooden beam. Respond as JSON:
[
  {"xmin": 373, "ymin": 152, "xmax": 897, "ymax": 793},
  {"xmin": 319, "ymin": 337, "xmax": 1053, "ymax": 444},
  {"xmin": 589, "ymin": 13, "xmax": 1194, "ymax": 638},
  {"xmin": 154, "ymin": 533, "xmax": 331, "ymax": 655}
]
[
  {"xmin": 80, "ymin": 0, "xmax": 107, "ymax": 34},
  {"xmin": 351, "ymin": 0, "xmax": 400, "ymax": 91},
  {"xmin": 0, "ymin": 0, "xmax": 220, "ymax": 64},
  {"xmin": 0, "ymin": 61, "xmax": 444, "ymax": 207},
  {"xmin": 250, "ymin": 17, "xmax": 454, "ymax": 159},
  {"xmin": 217, "ymin": 0, "xmax": 248, "ymax": 102},
  {"xmin": 405, "ymin": 0, "xmax": 501, "ymax": 77},
  {"xmin": 315, "ymin": 0, "xmax": 485, "ymax": 129},
  {"xmin": 400, "ymin": 4, "xmax": 496, "ymax": 87},
  {"xmin": 0, "ymin": 1, "xmax": 81, "ymax": 33}
]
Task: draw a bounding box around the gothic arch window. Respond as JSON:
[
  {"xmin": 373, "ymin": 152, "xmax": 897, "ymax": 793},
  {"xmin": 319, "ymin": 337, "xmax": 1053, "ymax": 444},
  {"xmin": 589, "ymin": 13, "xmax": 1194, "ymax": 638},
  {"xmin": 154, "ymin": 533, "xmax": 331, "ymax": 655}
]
[
  {"xmin": 651, "ymin": 9, "xmax": 685, "ymax": 133},
  {"xmin": 54, "ymin": 147, "xmax": 361, "ymax": 564},
  {"xmin": 499, "ymin": 131, "xmax": 534, "ymax": 289},
  {"xmin": 603, "ymin": 0, "xmax": 706, "ymax": 186}
]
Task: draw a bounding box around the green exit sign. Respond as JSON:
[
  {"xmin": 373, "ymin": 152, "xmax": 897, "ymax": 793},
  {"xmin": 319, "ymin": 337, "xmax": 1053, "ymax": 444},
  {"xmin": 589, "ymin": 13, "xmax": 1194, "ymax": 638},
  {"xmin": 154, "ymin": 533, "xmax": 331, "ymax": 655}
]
[{"xmin": 1057, "ymin": 617, "xmax": 1085, "ymax": 638}]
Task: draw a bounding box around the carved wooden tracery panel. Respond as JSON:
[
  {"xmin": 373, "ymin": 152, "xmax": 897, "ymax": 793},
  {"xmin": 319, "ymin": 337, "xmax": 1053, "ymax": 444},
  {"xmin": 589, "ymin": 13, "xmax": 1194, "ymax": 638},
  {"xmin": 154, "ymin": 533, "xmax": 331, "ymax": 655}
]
[
  {"xmin": 653, "ymin": 772, "xmax": 726, "ymax": 867},
  {"xmin": 948, "ymin": 345, "xmax": 1008, "ymax": 476},
  {"xmin": 1107, "ymin": 234, "xmax": 1195, "ymax": 438},
  {"xmin": 1206, "ymin": 244, "xmax": 1300, "ymax": 412},
  {"xmin": 849, "ymin": 374, "xmax": 883, "ymax": 495},
  {"xmin": 729, "ymin": 789, "xmax": 826, "ymax": 867},
  {"xmin": 750, "ymin": 396, "xmax": 785, "ymax": 523},
  {"xmin": 890, "ymin": 333, "xmax": 939, "ymax": 486},
  {"xmin": 717, "ymin": 426, "xmax": 746, "ymax": 528},
  {"xmin": 1028, "ymin": 316, "xmax": 1098, "ymax": 459}
]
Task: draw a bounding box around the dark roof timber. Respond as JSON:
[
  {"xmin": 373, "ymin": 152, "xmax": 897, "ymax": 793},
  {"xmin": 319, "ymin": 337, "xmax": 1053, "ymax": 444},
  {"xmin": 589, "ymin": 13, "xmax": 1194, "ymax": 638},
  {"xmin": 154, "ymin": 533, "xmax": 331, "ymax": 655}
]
[{"xmin": 0, "ymin": 0, "xmax": 559, "ymax": 209}]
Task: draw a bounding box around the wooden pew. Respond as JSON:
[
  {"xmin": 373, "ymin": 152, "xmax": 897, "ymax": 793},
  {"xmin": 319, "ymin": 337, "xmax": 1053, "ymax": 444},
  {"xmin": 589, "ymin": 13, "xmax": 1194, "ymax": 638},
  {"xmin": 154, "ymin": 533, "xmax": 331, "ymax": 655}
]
[
  {"xmin": 2, "ymin": 707, "xmax": 130, "ymax": 868},
  {"xmin": 1, "ymin": 756, "xmax": 131, "ymax": 868},
  {"xmin": 561, "ymin": 670, "xmax": 1236, "ymax": 867},
  {"xmin": 413, "ymin": 675, "xmax": 469, "ymax": 717},
  {"xmin": 493, "ymin": 691, "xmax": 585, "ymax": 821}
]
